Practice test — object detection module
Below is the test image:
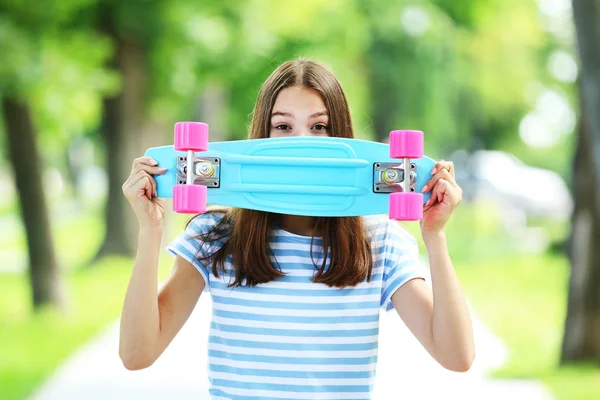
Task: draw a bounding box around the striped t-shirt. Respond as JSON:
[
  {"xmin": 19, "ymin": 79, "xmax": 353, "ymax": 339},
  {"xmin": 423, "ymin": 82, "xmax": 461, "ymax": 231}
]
[{"xmin": 167, "ymin": 212, "xmax": 425, "ymax": 400}]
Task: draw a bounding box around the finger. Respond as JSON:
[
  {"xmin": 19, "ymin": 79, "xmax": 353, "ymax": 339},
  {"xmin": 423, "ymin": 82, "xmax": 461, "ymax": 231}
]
[
  {"xmin": 431, "ymin": 160, "xmax": 455, "ymax": 177},
  {"xmin": 149, "ymin": 173, "xmax": 157, "ymax": 198},
  {"xmin": 438, "ymin": 169, "xmax": 458, "ymax": 189},
  {"xmin": 425, "ymin": 178, "xmax": 446, "ymax": 206},
  {"xmin": 132, "ymin": 166, "xmax": 165, "ymax": 197},
  {"xmin": 129, "ymin": 174, "xmax": 150, "ymax": 200},
  {"xmin": 132, "ymin": 156, "xmax": 159, "ymax": 171},
  {"xmin": 423, "ymin": 200, "xmax": 434, "ymax": 211},
  {"xmin": 145, "ymin": 176, "xmax": 153, "ymax": 200},
  {"xmin": 142, "ymin": 171, "xmax": 157, "ymax": 197},
  {"xmin": 422, "ymin": 169, "xmax": 456, "ymax": 192},
  {"xmin": 433, "ymin": 178, "xmax": 460, "ymax": 205},
  {"xmin": 133, "ymin": 164, "xmax": 167, "ymax": 176},
  {"xmin": 141, "ymin": 176, "xmax": 150, "ymax": 200},
  {"xmin": 133, "ymin": 170, "xmax": 154, "ymax": 199},
  {"xmin": 135, "ymin": 169, "xmax": 158, "ymax": 197}
]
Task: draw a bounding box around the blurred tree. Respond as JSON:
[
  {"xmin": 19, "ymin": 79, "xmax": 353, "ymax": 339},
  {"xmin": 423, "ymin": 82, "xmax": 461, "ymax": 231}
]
[
  {"xmin": 0, "ymin": 0, "xmax": 109, "ymax": 308},
  {"xmin": 356, "ymin": 0, "xmax": 550, "ymax": 159},
  {"xmin": 562, "ymin": 0, "xmax": 600, "ymax": 364},
  {"xmin": 358, "ymin": 0, "xmax": 457, "ymax": 147},
  {"xmin": 2, "ymin": 98, "xmax": 65, "ymax": 309},
  {"xmin": 0, "ymin": 2, "xmax": 70, "ymax": 310},
  {"xmin": 93, "ymin": 0, "xmax": 251, "ymax": 257},
  {"xmin": 93, "ymin": 0, "xmax": 170, "ymax": 258}
]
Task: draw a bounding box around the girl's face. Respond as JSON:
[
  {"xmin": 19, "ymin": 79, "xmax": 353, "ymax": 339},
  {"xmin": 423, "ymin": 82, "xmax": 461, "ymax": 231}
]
[{"xmin": 269, "ymin": 86, "xmax": 330, "ymax": 138}]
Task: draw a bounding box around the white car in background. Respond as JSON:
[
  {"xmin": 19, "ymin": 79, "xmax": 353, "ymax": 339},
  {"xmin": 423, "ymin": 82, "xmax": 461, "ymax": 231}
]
[{"xmin": 452, "ymin": 149, "xmax": 573, "ymax": 222}]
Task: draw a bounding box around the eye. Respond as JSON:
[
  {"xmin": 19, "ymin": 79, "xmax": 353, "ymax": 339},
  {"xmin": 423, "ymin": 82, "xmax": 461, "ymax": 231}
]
[
  {"xmin": 275, "ymin": 124, "xmax": 292, "ymax": 131},
  {"xmin": 312, "ymin": 124, "xmax": 329, "ymax": 132}
]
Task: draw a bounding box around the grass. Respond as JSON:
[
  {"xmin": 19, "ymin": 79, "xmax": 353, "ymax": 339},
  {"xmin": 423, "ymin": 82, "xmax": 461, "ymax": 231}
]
[
  {"xmin": 400, "ymin": 200, "xmax": 522, "ymax": 263},
  {"xmin": 439, "ymin": 202, "xmax": 600, "ymax": 400},
  {"xmin": 0, "ymin": 207, "xmax": 104, "ymax": 272},
  {"xmin": 0, "ymin": 257, "xmax": 132, "ymax": 400},
  {"xmin": 457, "ymin": 252, "xmax": 600, "ymax": 399},
  {"xmin": 0, "ymin": 209, "xmax": 177, "ymax": 400},
  {"xmin": 456, "ymin": 253, "xmax": 568, "ymax": 374}
]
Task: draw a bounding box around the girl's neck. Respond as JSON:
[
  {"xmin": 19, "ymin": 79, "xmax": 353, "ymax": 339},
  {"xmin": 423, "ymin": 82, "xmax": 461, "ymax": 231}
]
[{"xmin": 277, "ymin": 214, "xmax": 318, "ymax": 237}]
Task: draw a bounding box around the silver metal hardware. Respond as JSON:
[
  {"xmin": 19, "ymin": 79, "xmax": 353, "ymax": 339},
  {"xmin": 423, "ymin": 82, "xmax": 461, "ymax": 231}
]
[
  {"xmin": 373, "ymin": 162, "xmax": 417, "ymax": 193},
  {"xmin": 176, "ymin": 155, "xmax": 220, "ymax": 187}
]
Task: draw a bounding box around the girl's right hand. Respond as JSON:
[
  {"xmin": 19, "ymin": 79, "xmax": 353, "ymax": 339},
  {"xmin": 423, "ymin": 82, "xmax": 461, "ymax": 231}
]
[{"xmin": 122, "ymin": 156, "xmax": 168, "ymax": 229}]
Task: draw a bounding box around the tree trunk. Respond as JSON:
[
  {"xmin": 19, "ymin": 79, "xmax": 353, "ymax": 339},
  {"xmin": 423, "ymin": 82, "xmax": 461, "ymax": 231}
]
[
  {"xmin": 563, "ymin": 92, "xmax": 600, "ymax": 363},
  {"xmin": 1, "ymin": 98, "xmax": 65, "ymax": 310},
  {"xmin": 95, "ymin": 12, "xmax": 161, "ymax": 259},
  {"xmin": 562, "ymin": 0, "xmax": 600, "ymax": 363},
  {"xmin": 365, "ymin": 38, "xmax": 399, "ymax": 143},
  {"xmin": 196, "ymin": 83, "xmax": 227, "ymax": 142}
]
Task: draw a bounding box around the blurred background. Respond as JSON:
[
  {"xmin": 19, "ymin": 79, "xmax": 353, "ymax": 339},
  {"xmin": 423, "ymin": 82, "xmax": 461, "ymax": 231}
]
[{"xmin": 1, "ymin": 0, "xmax": 599, "ymax": 399}]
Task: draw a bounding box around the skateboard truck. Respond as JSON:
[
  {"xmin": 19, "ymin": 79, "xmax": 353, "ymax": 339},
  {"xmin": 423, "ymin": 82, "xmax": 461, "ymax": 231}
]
[
  {"xmin": 373, "ymin": 162, "xmax": 416, "ymax": 193},
  {"xmin": 176, "ymin": 154, "xmax": 221, "ymax": 188}
]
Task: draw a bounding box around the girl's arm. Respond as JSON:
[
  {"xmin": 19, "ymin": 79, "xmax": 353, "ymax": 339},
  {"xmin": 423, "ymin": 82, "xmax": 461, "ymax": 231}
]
[
  {"xmin": 119, "ymin": 228, "xmax": 205, "ymax": 370},
  {"xmin": 120, "ymin": 156, "xmax": 205, "ymax": 370},
  {"xmin": 390, "ymin": 160, "xmax": 475, "ymax": 372},
  {"xmin": 391, "ymin": 234, "xmax": 474, "ymax": 372}
]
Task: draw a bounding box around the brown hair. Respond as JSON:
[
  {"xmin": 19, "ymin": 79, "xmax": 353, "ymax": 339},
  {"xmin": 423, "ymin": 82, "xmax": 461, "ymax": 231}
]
[{"xmin": 191, "ymin": 59, "xmax": 373, "ymax": 288}]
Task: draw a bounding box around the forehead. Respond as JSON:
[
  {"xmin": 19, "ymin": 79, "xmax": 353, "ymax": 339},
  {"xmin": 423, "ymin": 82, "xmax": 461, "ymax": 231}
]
[{"xmin": 272, "ymin": 86, "xmax": 327, "ymax": 114}]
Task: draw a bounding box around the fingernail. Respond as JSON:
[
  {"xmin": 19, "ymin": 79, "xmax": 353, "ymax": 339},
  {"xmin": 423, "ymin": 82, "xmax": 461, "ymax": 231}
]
[
  {"xmin": 421, "ymin": 185, "xmax": 428, "ymax": 192},
  {"xmin": 431, "ymin": 168, "xmax": 437, "ymax": 175},
  {"xmin": 151, "ymin": 159, "xmax": 158, "ymax": 165},
  {"xmin": 426, "ymin": 198, "xmax": 431, "ymax": 206}
]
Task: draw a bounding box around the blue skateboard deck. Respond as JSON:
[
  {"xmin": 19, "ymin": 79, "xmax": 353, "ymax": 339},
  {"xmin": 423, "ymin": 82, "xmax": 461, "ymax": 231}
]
[{"xmin": 145, "ymin": 136, "xmax": 435, "ymax": 217}]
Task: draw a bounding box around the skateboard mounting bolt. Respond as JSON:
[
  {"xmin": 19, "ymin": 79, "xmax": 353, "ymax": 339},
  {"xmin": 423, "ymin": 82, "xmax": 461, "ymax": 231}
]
[
  {"xmin": 382, "ymin": 168, "xmax": 399, "ymax": 184},
  {"xmin": 196, "ymin": 161, "xmax": 215, "ymax": 177}
]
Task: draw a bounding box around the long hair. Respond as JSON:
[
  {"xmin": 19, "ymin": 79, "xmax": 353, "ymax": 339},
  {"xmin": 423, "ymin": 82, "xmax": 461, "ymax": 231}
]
[{"xmin": 192, "ymin": 59, "xmax": 373, "ymax": 288}]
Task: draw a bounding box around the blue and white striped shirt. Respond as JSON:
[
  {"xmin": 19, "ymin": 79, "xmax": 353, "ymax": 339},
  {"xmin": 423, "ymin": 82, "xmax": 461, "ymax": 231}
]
[{"xmin": 167, "ymin": 212, "xmax": 425, "ymax": 400}]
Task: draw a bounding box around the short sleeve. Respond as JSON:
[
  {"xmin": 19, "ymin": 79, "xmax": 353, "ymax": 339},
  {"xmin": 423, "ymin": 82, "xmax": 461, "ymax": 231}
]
[
  {"xmin": 380, "ymin": 221, "xmax": 427, "ymax": 311},
  {"xmin": 165, "ymin": 213, "xmax": 225, "ymax": 292}
]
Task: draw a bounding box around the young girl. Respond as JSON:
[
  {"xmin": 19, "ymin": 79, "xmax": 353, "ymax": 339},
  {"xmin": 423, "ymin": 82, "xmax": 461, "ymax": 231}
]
[{"xmin": 120, "ymin": 59, "xmax": 474, "ymax": 399}]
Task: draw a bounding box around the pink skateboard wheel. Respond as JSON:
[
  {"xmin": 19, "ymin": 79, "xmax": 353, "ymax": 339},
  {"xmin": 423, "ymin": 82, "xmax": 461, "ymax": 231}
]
[
  {"xmin": 389, "ymin": 192, "xmax": 423, "ymax": 221},
  {"xmin": 173, "ymin": 184, "xmax": 207, "ymax": 214},
  {"xmin": 390, "ymin": 130, "xmax": 424, "ymax": 159},
  {"xmin": 174, "ymin": 122, "xmax": 209, "ymax": 152}
]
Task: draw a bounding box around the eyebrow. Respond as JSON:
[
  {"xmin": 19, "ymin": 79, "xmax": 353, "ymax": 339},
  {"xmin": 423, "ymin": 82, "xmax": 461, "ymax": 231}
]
[{"xmin": 271, "ymin": 111, "xmax": 329, "ymax": 119}]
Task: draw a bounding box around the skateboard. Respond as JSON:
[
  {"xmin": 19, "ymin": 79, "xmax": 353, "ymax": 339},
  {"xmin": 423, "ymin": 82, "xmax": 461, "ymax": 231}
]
[{"xmin": 144, "ymin": 122, "xmax": 436, "ymax": 220}]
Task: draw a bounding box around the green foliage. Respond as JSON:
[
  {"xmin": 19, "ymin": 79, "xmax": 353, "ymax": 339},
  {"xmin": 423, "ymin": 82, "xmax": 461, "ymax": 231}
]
[
  {"xmin": 0, "ymin": 258, "xmax": 136, "ymax": 400},
  {"xmin": 436, "ymin": 201, "xmax": 596, "ymax": 400},
  {"xmin": 0, "ymin": 0, "xmax": 575, "ymax": 175},
  {"xmin": 408, "ymin": 201, "xmax": 597, "ymax": 400},
  {"xmin": 0, "ymin": 208, "xmax": 175, "ymax": 400},
  {"xmin": 0, "ymin": 3, "xmax": 585, "ymax": 397},
  {"xmin": 0, "ymin": 0, "xmax": 114, "ymax": 168},
  {"xmin": 456, "ymin": 252, "xmax": 599, "ymax": 400}
]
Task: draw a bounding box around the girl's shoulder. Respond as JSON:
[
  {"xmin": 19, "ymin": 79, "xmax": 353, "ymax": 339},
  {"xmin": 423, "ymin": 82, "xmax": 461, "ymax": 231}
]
[
  {"xmin": 363, "ymin": 215, "xmax": 417, "ymax": 246},
  {"xmin": 185, "ymin": 209, "xmax": 231, "ymax": 236}
]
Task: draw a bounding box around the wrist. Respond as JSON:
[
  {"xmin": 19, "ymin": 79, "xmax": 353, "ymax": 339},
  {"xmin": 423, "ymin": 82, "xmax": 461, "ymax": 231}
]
[
  {"xmin": 422, "ymin": 229, "xmax": 446, "ymax": 247},
  {"xmin": 139, "ymin": 224, "xmax": 164, "ymax": 236}
]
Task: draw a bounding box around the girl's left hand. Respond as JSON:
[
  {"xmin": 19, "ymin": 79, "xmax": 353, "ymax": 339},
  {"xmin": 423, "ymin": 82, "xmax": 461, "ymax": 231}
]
[{"xmin": 420, "ymin": 160, "xmax": 462, "ymax": 234}]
